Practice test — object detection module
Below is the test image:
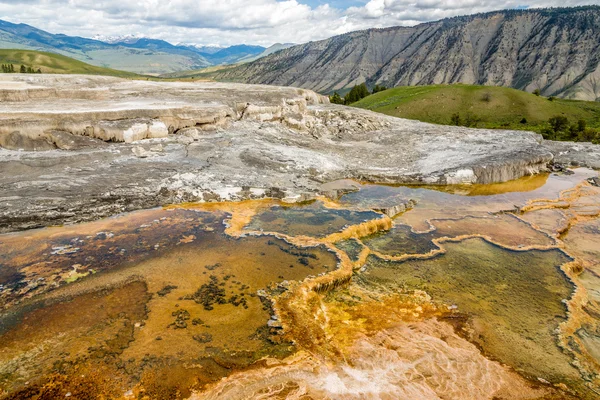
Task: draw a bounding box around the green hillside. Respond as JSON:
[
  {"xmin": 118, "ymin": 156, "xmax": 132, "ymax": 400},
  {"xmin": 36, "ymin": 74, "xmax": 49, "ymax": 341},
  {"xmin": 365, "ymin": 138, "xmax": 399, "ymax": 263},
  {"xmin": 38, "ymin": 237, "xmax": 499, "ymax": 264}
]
[
  {"xmin": 351, "ymin": 84, "xmax": 600, "ymax": 142},
  {"xmin": 160, "ymin": 64, "xmax": 236, "ymax": 79},
  {"xmin": 0, "ymin": 49, "xmax": 140, "ymax": 78}
]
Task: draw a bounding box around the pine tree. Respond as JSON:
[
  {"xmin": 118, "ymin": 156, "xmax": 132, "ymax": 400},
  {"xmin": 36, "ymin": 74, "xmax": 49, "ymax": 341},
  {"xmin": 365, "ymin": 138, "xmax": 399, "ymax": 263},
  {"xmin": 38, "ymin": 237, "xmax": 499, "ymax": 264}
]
[
  {"xmin": 357, "ymin": 83, "xmax": 370, "ymax": 98},
  {"xmin": 329, "ymin": 92, "xmax": 344, "ymax": 104},
  {"xmin": 20, "ymin": 65, "xmax": 26, "ymax": 73},
  {"xmin": 344, "ymin": 83, "xmax": 371, "ymax": 105},
  {"xmin": 9, "ymin": 64, "xmax": 15, "ymax": 73},
  {"xmin": 373, "ymin": 84, "xmax": 388, "ymax": 93}
]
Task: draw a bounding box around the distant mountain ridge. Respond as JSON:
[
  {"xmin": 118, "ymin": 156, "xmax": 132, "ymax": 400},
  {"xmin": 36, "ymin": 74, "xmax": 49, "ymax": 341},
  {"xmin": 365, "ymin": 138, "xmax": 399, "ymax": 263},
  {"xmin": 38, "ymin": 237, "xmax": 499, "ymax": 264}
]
[
  {"xmin": 159, "ymin": 43, "xmax": 296, "ymax": 79},
  {"xmin": 0, "ymin": 20, "xmax": 265, "ymax": 74},
  {"xmin": 198, "ymin": 45, "xmax": 266, "ymax": 65},
  {"xmin": 91, "ymin": 34, "xmax": 142, "ymax": 44},
  {"xmin": 213, "ymin": 6, "xmax": 600, "ymax": 101}
]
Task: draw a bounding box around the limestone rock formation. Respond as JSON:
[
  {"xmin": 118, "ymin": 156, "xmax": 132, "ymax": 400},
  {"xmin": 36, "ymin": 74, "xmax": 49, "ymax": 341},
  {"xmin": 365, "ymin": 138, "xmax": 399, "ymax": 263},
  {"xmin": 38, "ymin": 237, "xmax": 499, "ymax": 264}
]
[
  {"xmin": 0, "ymin": 74, "xmax": 598, "ymax": 233},
  {"xmin": 214, "ymin": 7, "xmax": 600, "ymax": 101}
]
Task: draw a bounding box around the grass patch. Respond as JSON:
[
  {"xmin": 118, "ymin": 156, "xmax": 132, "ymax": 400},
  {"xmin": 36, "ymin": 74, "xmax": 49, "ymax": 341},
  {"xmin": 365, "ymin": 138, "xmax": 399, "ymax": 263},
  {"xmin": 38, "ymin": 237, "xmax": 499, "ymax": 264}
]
[{"xmin": 159, "ymin": 64, "xmax": 237, "ymax": 80}]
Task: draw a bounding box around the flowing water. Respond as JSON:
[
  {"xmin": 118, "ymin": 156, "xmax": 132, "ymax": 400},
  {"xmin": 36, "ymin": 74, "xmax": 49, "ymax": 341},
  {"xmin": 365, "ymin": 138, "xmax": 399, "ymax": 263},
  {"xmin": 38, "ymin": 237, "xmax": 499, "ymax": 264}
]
[{"xmin": 1, "ymin": 169, "xmax": 600, "ymax": 399}]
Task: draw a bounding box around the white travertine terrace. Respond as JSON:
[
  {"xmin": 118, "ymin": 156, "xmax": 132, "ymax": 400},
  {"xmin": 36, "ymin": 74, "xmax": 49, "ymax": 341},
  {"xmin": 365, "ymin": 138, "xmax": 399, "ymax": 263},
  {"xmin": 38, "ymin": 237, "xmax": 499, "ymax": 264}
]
[{"xmin": 0, "ymin": 74, "xmax": 598, "ymax": 232}]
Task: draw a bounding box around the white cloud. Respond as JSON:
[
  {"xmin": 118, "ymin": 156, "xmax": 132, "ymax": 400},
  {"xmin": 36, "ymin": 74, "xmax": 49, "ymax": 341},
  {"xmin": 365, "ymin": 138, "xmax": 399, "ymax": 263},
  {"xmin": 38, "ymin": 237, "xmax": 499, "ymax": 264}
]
[{"xmin": 0, "ymin": 0, "xmax": 598, "ymax": 46}]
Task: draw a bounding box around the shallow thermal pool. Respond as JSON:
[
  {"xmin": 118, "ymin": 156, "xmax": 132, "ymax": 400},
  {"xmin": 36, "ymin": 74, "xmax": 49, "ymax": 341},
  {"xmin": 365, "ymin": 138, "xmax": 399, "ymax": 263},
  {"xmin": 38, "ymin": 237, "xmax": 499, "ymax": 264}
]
[{"xmin": 1, "ymin": 169, "xmax": 599, "ymax": 399}]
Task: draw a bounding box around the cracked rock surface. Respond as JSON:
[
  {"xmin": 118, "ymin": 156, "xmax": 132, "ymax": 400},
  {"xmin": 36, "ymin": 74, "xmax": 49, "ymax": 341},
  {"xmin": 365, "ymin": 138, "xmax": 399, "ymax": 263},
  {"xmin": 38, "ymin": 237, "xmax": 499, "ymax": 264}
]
[{"xmin": 0, "ymin": 74, "xmax": 598, "ymax": 233}]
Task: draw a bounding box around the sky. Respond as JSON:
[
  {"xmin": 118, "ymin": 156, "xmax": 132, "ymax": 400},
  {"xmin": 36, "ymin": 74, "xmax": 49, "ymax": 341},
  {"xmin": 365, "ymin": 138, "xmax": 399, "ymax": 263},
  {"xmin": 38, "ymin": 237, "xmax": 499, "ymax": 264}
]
[{"xmin": 0, "ymin": 0, "xmax": 598, "ymax": 47}]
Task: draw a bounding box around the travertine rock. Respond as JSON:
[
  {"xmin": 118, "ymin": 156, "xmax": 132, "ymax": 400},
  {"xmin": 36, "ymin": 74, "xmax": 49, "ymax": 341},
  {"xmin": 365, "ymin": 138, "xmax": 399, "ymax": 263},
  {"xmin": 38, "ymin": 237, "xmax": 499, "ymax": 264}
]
[
  {"xmin": 47, "ymin": 130, "xmax": 107, "ymax": 150},
  {"xmin": 0, "ymin": 131, "xmax": 56, "ymax": 151},
  {"xmin": 0, "ymin": 74, "xmax": 598, "ymax": 233},
  {"xmin": 0, "ymin": 74, "xmax": 328, "ymax": 149}
]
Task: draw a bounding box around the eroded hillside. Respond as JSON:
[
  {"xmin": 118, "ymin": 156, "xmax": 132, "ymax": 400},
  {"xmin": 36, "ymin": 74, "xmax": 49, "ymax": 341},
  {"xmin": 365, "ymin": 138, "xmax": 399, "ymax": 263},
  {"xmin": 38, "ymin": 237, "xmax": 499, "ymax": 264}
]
[{"xmin": 213, "ymin": 7, "xmax": 600, "ymax": 101}]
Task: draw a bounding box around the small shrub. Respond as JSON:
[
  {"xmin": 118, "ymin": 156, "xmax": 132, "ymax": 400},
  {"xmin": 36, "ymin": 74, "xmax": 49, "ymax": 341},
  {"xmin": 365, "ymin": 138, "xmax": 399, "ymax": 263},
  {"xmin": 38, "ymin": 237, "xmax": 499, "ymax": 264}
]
[
  {"xmin": 533, "ymin": 89, "xmax": 541, "ymax": 96},
  {"xmin": 548, "ymin": 96, "xmax": 556, "ymax": 102},
  {"xmin": 565, "ymin": 124, "xmax": 579, "ymax": 141},
  {"xmin": 540, "ymin": 126, "xmax": 554, "ymax": 140},
  {"xmin": 464, "ymin": 112, "xmax": 480, "ymax": 127},
  {"xmin": 543, "ymin": 116, "xmax": 574, "ymax": 140},
  {"xmin": 481, "ymin": 92, "xmax": 491, "ymax": 102},
  {"xmin": 520, "ymin": 117, "xmax": 527, "ymax": 124},
  {"xmin": 450, "ymin": 113, "xmax": 462, "ymax": 126},
  {"xmin": 578, "ymin": 128, "xmax": 598, "ymax": 142},
  {"xmin": 548, "ymin": 116, "xmax": 570, "ymax": 133}
]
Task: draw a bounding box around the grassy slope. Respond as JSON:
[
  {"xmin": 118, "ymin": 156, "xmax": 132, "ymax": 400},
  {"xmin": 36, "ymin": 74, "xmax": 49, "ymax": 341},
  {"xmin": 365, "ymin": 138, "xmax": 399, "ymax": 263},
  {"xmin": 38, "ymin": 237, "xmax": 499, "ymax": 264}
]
[
  {"xmin": 352, "ymin": 84, "xmax": 600, "ymax": 132},
  {"xmin": 0, "ymin": 49, "xmax": 140, "ymax": 78},
  {"xmin": 159, "ymin": 64, "xmax": 236, "ymax": 79}
]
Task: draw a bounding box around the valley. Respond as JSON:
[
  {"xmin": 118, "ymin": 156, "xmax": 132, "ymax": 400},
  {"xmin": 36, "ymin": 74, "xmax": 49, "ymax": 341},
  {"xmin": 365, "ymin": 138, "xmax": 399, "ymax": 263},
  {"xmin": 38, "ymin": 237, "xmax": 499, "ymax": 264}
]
[{"xmin": 0, "ymin": 20, "xmax": 274, "ymax": 75}]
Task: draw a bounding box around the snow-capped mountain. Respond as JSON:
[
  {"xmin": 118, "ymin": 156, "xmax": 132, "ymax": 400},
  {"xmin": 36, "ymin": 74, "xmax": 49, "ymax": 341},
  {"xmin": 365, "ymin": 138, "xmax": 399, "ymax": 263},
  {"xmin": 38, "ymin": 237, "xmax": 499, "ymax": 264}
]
[{"xmin": 91, "ymin": 33, "xmax": 145, "ymax": 44}]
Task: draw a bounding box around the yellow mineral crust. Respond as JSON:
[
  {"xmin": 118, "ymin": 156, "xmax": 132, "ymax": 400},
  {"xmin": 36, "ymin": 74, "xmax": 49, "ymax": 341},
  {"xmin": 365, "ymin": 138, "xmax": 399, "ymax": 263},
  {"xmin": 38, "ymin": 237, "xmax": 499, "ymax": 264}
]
[
  {"xmin": 2, "ymin": 173, "xmax": 600, "ymax": 399},
  {"xmin": 203, "ymin": 177, "xmax": 600, "ymax": 398}
]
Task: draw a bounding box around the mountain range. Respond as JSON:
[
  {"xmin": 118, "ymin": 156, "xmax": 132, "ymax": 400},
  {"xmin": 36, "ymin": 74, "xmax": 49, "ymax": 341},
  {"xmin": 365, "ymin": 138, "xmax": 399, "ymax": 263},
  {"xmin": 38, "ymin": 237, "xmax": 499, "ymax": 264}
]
[
  {"xmin": 0, "ymin": 20, "xmax": 268, "ymax": 74},
  {"xmin": 212, "ymin": 6, "xmax": 600, "ymax": 101}
]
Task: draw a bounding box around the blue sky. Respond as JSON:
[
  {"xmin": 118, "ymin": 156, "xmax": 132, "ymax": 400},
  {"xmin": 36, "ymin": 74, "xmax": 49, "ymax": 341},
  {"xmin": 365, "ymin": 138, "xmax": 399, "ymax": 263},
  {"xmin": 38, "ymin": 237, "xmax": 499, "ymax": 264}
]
[{"xmin": 0, "ymin": 0, "xmax": 597, "ymax": 46}]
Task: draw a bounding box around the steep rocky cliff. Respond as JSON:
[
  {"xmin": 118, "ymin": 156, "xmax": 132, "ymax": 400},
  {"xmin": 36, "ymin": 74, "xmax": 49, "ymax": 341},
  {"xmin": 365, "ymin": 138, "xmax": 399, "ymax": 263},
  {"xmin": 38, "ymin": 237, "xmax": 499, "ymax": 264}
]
[{"xmin": 214, "ymin": 7, "xmax": 600, "ymax": 101}]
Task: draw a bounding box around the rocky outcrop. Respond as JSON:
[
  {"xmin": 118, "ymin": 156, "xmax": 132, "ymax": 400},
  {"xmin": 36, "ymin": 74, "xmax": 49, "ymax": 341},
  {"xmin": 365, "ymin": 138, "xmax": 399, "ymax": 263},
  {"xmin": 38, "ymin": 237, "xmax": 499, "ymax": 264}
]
[
  {"xmin": 373, "ymin": 200, "xmax": 417, "ymax": 218},
  {"xmin": 0, "ymin": 75, "xmax": 329, "ymax": 149},
  {"xmin": 0, "ymin": 75, "xmax": 598, "ymax": 233},
  {"xmin": 214, "ymin": 7, "xmax": 600, "ymax": 101},
  {"xmin": 542, "ymin": 141, "xmax": 600, "ymax": 169},
  {"xmin": 0, "ymin": 131, "xmax": 56, "ymax": 151}
]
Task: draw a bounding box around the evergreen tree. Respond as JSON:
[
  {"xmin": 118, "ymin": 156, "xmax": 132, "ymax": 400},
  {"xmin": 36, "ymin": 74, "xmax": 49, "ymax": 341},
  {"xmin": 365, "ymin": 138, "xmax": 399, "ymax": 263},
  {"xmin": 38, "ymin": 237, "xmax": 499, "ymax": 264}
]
[
  {"xmin": 20, "ymin": 65, "xmax": 26, "ymax": 73},
  {"xmin": 372, "ymin": 84, "xmax": 388, "ymax": 93},
  {"xmin": 9, "ymin": 64, "xmax": 14, "ymax": 73},
  {"xmin": 344, "ymin": 83, "xmax": 370, "ymax": 104},
  {"xmin": 1, "ymin": 64, "xmax": 6, "ymax": 73},
  {"xmin": 548, "ymin": 116, "xmax": 569, "ymax": 133},
  {"xmin": 329, "ymin": 92, "xmax": 344, "ymax": 104},
  {"xmin": 37, "ymin": 68, "xmax": 42, "ymax": 74}
]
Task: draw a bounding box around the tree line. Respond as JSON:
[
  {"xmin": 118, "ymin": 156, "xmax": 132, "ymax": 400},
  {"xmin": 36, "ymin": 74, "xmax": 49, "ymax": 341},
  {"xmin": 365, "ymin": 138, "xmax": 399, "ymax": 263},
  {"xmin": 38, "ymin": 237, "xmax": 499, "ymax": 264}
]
[
  {"xmin": 541, "ymin": 116, "xmax": 599, "ymax": 143},
  {"xmin": 1, "ymin": 64, "xmax": 42, "ymax": 73},
  {"xmin": 449, "ymin": 111, "xmax": 599, "ymax": 144},
  {"xmin": 329, "ymin": 83, "xmax": 388, "ymax": 105}
]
